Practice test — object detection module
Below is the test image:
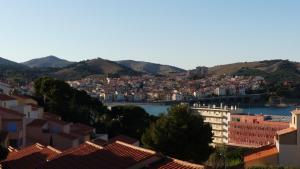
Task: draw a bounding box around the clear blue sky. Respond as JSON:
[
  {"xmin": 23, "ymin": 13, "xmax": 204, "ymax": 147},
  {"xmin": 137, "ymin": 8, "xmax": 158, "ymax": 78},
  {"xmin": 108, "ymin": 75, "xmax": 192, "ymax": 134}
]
[{"xmin": 0, "ymin": 0, "xmax": 299, "ymax": 69}]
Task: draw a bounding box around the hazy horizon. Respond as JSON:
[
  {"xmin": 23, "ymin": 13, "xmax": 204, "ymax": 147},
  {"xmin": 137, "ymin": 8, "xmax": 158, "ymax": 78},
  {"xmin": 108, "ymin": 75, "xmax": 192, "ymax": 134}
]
[{"xmin": 1, "ymin": 0, "xmax": 300, "ymax": 69}]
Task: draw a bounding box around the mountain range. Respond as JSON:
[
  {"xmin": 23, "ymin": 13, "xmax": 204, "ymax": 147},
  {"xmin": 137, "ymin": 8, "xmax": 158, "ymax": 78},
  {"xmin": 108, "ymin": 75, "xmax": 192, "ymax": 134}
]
[{"xmin": 0, "ymin": 56, "xmax": 299, "ymax": 84}]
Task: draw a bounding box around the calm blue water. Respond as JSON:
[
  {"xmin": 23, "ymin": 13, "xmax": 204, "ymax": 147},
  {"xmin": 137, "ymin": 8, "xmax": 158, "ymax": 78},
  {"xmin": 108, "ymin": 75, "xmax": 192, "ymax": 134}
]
[
  {"xmin": 107, "ymin": 103, "xmax": 296, "ymax": 116},
  {"xmin": 240, "ymin": 106, "xmax": 296, "ymax": 116}
]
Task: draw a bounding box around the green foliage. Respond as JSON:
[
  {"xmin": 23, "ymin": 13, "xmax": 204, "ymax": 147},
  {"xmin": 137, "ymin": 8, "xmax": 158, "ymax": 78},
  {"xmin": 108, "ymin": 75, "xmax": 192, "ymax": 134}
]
[
  {"xmin": 234, "ymin": 67, "xmax": 269, "ymax": 77},
  {"xmin": 207, "ymin": 145, "xmax": 251, "ymax": 169},
  {"xmin": 141, "ymin": 104, "xmax": 213, "ymax": 163},
  {"xmin": 0, "ymin": 145, "xmax": 9, "ymax": 161},
  {"xmin": 106, "ymin": 105, "xmax": 156, "ymax": 139},
  {"xmin": 34, "ymin": 77, "xmax": 107, "ymax": 125}
]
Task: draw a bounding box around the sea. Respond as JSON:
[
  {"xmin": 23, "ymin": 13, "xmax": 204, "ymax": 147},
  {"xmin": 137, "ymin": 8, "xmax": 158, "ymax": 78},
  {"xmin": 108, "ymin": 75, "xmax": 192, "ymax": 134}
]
[{"xmin": 106, "ymin": 103, "xmax": 298, "ymax": 117}]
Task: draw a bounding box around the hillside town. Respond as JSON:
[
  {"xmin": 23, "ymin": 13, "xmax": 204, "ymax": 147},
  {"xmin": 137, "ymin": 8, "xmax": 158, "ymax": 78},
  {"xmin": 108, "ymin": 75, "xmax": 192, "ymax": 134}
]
[
  {"xmin": 1, "ymin": 79, "xmax": 300, "ymax": 168},
  {"xmin": 67, "ymin": 74, "xmax": 266, "ymax": 103}
]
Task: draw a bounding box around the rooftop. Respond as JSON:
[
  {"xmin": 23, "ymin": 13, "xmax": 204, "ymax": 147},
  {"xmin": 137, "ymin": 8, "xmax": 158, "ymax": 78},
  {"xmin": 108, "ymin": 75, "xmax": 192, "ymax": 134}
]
[
  {"xmin": 150, "ymin": 158, "xmax": 206, "ymax": 169},
  {"xmin": 277, "ymin": 127, "xmax": 297, "ymax": 136},
  {"xmin": 37, "ymin": 141, "xmax": 157, "ymax": 169},
  {"xmin": 0, "ymin": 94, "xmax": 15, "ymax": 101},
  {"xmin": 1, "ymin": 143, "xmax": 61, "ymax": 169},
  {"xmin": 244, "ymin": 145, "xmax": 278, "ymax": 163}
]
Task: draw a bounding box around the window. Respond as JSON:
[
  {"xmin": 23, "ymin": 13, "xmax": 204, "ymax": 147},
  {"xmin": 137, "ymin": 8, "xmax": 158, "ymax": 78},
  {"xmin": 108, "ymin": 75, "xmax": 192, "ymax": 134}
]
[{"xmin": 6, "ymin": 122, "xmax": 17, "ymax": 132}]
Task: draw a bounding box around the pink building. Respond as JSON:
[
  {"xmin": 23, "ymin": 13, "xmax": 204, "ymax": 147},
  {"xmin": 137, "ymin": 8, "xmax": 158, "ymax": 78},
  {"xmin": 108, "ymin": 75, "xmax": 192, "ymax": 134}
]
[{"xmin": 228, "ymin": 114, "xmax": 289, "ymax": 147}]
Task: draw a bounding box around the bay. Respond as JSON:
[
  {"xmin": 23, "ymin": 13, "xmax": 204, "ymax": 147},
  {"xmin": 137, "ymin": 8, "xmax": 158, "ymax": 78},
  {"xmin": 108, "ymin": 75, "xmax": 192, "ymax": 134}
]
[{"xmin": 106, "ymin": 103, "xmax": 297, "ymax": 116}]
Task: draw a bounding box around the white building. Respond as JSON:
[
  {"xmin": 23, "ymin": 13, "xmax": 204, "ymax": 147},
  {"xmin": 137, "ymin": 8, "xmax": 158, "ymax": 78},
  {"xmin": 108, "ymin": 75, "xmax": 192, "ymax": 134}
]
[
  {"xmin": 0, "ymin": 82, "xmax": 12, "ymax": 95},
  {"xmin": 214, "ymin": 87, "xmax": 226, "ymax": 96},
  {"xmin": 191, "ymin": 104, "xmax": 239, "ymax": 145},
  {"xmin": 172, "ymin": 90, "xmax": 183, "ymax": 101}
]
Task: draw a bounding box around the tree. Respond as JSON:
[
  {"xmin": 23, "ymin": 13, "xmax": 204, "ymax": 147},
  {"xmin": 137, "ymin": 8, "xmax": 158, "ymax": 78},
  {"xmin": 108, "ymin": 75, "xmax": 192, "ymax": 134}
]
[
  {"xmin": 141, "ymin": 104, "xmax": 213, "ymax": 163},
  {"xmin": 0, "ymin": 145, "xmax": 9, "ymax": 161},
  {"xmin": 107, "ymin": 105, "xmax": 156, "ymax": 139},
  {"xmin": 34, "ymin": 77, "xmax": 107, "ymax": 125}
]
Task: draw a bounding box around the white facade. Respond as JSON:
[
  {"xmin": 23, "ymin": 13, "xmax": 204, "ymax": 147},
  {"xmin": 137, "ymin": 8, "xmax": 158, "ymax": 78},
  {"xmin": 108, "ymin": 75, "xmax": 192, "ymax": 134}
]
[
  {"xmin": 172, "ymin": 91, "xmax": 183, "ymax": 101},
  {"xmin": 191, "ymin": 104, "xmax": 234, "ymax": 145},
  {"xmin": 214, "ymin": 87, "xmax": 226, "ymax": 96}
]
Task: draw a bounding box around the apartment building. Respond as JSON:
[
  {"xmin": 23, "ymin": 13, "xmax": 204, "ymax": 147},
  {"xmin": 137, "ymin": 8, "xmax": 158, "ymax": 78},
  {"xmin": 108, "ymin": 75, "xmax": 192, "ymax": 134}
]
[
  {"xmin": 191, "ymin": 104, "xmax": 239, "ymax": 145},
  {"xmin": 244, "ymin": 108, "xmax": 300, "ymax": 168},
  {"xmin": 228, "ymin": 114, "xmax": 289, "ymax": 147}
]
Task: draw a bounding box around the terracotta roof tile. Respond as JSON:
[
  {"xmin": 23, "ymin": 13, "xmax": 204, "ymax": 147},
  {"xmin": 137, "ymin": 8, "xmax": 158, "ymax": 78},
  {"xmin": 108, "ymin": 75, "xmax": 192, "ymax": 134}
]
[
  {"xmin": 277, "ymin": 127, "xmax": 297, "ymax": 135},
  {"xmin": 1, "ymin": 143, "xmax": 61, "ymax": 169},
  {"xmin": 244, "ymin": 145, "xmax": 278, "ymax": 163},
  {"xmin": 109, "ymin": 135, "xmax": 139, "ymax": 145},
  {"xmin": 37, "ymin": 141, "xmax": 157, "ymax": 169},
  {"xmin": 150, "ymin": 158, "xmax": 206, "ymax": 169}
]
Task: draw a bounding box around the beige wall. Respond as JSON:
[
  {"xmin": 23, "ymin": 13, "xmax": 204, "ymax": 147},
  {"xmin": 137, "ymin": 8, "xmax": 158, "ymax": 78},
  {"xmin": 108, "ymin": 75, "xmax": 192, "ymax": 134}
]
[{"xmin": 279, "ymin": 144, "xmax": 300, "ymax": 167}]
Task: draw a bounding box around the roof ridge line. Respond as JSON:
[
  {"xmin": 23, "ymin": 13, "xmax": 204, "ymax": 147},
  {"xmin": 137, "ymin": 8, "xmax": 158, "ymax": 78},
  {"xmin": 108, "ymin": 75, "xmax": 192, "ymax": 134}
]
[
  {"xmin": 85, "ymin": 141, "xmax": 104, "ymax": 149},
  {"xmin": 115, "ymin": 141, "xmax": 156, "ymax": 154},
  {"xmin": 46, "ymin": 146, "xmax": 62, "ymax": 154},
  {"xmin": 35, "ymin": 143, "xmax": 45, "ymax": 149},
  {"xmin": 171, "ymin": 158, "xmax": 205, "ymax": 168}
]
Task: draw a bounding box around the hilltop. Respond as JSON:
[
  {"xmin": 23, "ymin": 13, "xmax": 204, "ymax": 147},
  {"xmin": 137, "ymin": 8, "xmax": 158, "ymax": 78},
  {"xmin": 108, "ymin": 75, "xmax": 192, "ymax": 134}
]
[
  {"xmin": 208, "ymin": 60, "xmax": 300, "ymax": 84},
  {"xmin": 117, "ymin": 60, "xmax": 186, "ymax": 75},
  {"xmin": 22, "ymin": 55, "xmax": 74, "ymax": 68},
  {"xmin": 53, "ymin": 58, "xmax": 140, "ymax": 80}
]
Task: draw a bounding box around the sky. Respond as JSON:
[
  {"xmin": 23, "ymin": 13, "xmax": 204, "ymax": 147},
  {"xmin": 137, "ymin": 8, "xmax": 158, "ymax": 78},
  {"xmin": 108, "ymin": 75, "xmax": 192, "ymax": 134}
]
[{"xmin": 0, "ymin": 0, "xmax": 299, "ymax": 69}]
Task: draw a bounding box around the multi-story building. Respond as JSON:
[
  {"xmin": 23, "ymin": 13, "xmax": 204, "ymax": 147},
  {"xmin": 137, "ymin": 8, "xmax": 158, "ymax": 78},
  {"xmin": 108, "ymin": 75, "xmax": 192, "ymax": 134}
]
[
  {"xmin": 228, "ymin": 114, "xmax": 289, "ymax": 147},
  {"xmin": 191, "ymin": 104, "xmax": 239, "ymax": 145},
  {"xmin": 244, "ymin": 108, "xmax": 300, "ymax": 168}
]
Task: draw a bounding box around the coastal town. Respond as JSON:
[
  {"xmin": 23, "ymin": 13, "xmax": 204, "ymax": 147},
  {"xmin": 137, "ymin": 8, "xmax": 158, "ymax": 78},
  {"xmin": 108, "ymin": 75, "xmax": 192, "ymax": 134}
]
[
  {"xmin": 1, "ymin": 1, "xmax": 300, "ymax": 168},
  {"xmin": 1, "ymin": 78, "xmax": 300, "ymax": 168},
  {"xmin": 67, "ymin": 72, "xmax": 266, "ymax": 103}
]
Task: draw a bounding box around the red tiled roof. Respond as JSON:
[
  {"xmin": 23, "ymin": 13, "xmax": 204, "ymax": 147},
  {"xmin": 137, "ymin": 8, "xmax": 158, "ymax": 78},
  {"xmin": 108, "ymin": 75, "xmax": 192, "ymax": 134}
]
[
  {"xmin": 150, "ymin": 158, "xmax": 206, "ymax": 169},
  {"xmin": 37, "ymin": 141, "xmax": 157, "ymax": 169},
  {"xmin": 0, "ymin": 94, "xmax": 15, "ymax": 101},
  {"xmin": 109, "ymin": 135, "xmax": 139, "ymax": 145},
  {"xmin": 244, "ymin": 145, "xmax": 278, "ymax": 163},
  {"xmin": 0, "ymin": 106, "xmax": 24, "ymax": 118},
  {"xmin": 277, "ymin": 127, "xmax": 297, "ymax": 135},
  {"xmin": 1, "ymin": 143, "xmax": 61, "ymax": 169}
]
